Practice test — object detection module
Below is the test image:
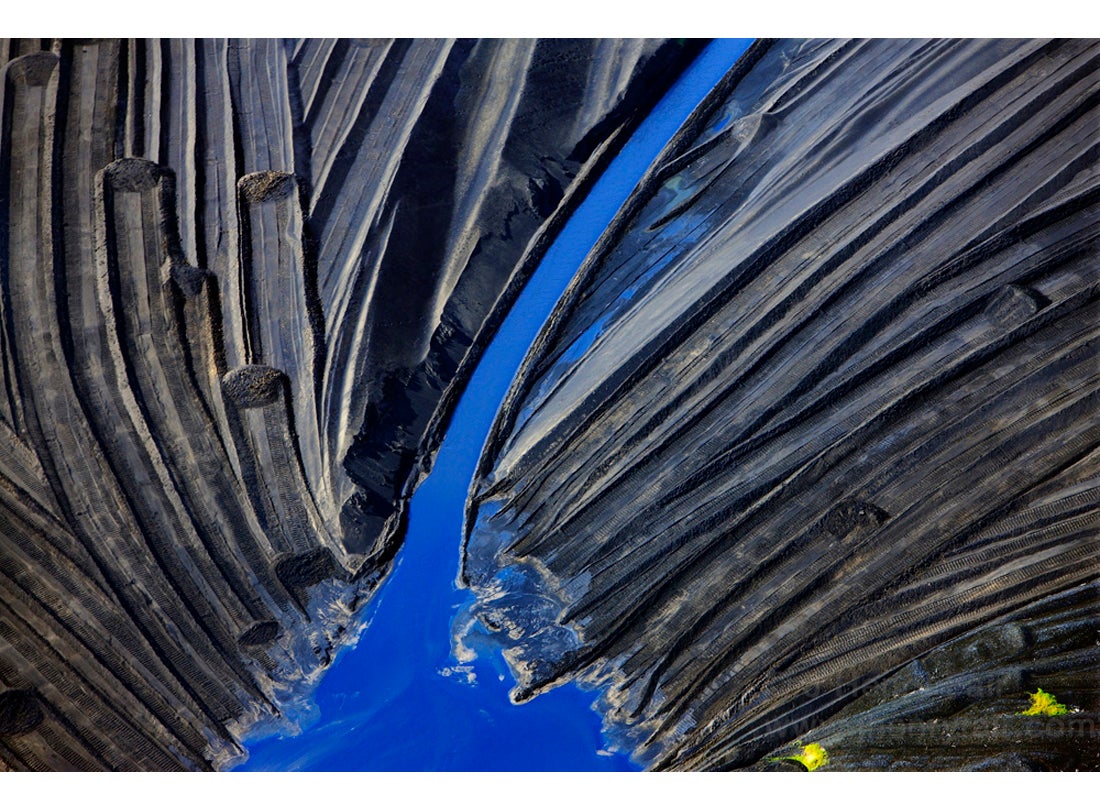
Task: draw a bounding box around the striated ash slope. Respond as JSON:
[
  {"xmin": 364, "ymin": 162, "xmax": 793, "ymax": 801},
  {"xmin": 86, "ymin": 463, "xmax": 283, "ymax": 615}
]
[
  {"xmin": 0, "ymin": 37, "xmax": 697, "ymax": 770},
  {"xmin": 463, "ymin": 39, "xmax": 1100, "ymax": 770}
]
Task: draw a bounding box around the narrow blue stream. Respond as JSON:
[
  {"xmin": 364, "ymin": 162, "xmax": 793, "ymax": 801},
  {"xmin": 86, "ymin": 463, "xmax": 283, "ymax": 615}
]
[{"xmin": 237, "ymin": 38, "xmax": 753, "ymax": 771}]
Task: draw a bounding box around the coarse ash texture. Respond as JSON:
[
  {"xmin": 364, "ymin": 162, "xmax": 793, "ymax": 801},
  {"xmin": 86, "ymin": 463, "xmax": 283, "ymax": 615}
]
[
  {"xmin": 0, "ymin": 37, "xmax": 696, "ymax": 770},
  {"xmin": 463, "ymin": 38, "xmax": 1100, "ymax": 771}
]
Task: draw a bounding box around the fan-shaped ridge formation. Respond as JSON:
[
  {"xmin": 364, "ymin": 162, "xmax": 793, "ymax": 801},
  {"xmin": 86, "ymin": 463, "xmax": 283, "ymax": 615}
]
[
  {"xmin": 462, "ymin": 38, "xmax": 1100, "ymax": 771},
  {"xmin": 0, "ymin": 37, "xmax": 697, "ymax": 770}
]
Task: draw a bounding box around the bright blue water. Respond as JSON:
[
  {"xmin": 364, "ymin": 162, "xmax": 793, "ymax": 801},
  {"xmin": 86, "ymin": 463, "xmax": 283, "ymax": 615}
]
[{"xmin": 237, "ymin": 38, "xmax": 753, "ymax": 772}]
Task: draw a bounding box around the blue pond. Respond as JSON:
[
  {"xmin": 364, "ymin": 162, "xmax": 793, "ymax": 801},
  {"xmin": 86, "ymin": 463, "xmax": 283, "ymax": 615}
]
[{"xmin": 237, "ymin": 38, "xmax": 753, "ymax": 771}]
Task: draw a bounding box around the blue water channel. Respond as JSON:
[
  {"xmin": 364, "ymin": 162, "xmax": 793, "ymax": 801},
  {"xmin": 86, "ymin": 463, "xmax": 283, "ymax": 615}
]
[{"xmin": 237, "ymin": 38, "xmax": 753, "ymax": 771}]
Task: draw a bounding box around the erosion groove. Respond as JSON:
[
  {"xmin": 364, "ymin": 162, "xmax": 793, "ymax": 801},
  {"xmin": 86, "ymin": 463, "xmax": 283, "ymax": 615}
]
[
  {"xmin": 463, "ymin": 39, "xmax": 1100, "ymax": 771},
  {"xmin": 0, "ymin": 37, "xmax": 697, "ymax": 770}
]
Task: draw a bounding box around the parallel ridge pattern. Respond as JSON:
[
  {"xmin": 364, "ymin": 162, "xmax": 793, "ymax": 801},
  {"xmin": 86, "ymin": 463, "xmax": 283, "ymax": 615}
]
[
  {"xmin": 298, "ymin": 39, "xmax": 702, "ymax": 553},
  {"xmin": 0, "ymin": 42, "xmax": 362, "ymax": 772},
  {"xmin": 0, "ymin": 38, "xmax": 695, "ymax": 769},
  {"xmin": 463, "ymin": 39, "xmax": 1100, "ymax": 770},
  {"xmin": 751, "ymin": 585, "xmax": 1099, "ymax": 771}
]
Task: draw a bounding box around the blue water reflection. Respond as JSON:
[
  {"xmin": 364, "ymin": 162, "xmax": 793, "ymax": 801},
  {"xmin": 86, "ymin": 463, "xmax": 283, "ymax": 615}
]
[{"xmin": 238, "ymin": 38, "xmax": 753, "ymax": 771}]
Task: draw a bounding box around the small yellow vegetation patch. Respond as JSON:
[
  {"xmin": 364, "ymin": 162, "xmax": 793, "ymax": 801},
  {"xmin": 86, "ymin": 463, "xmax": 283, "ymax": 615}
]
[
  {"xmin": 772, "ymin": 742, "xmax": 830, "ymax": 771},
  {"xmin": 1021, "ymin": 688, "xmax": 1068, "ymax": 716}
]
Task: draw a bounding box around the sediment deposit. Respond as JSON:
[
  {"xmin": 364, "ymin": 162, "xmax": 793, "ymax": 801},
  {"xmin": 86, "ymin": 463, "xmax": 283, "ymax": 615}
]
[
  {"xmin": 463, "ymin": 38, "xmax": 1100, "ymax": 770},
  {"xmin": 0, "ymin": 37, "xmax": 695, "ymax": 770}
]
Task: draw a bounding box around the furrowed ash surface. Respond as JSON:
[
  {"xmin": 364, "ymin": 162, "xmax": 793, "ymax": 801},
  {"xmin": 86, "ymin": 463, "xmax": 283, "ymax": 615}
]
[
  {"xmin": 463, "ymin": 38, "xmax": 1100, "ymax": 771},
  {"xmin": 0, "ymin": 37, "xmax": 698, "ymax": 770}
]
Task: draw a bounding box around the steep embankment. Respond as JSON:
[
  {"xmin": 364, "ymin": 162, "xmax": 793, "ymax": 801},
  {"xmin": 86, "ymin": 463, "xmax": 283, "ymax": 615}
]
[
  {"xmin": 463, "ymin": 38, "xmax": 1100, "ymax": 770},
  {"xmin": 0, "ymin": 37, "xmax": 697, "ymax": 770}
]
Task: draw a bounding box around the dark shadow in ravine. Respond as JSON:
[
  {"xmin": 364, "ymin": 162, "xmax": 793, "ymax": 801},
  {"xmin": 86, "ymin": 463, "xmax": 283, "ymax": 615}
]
[{"xmin": 236, "ymin": 38, "xmax": 754, "ymax": 771}]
